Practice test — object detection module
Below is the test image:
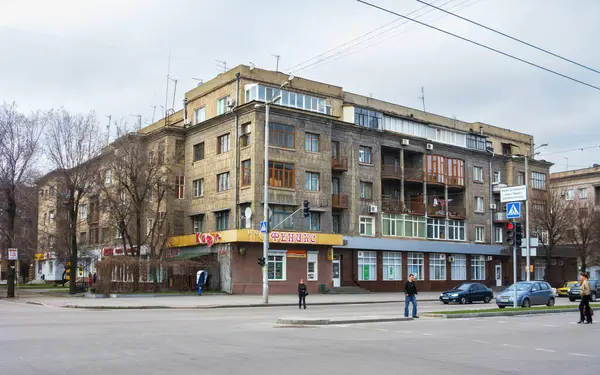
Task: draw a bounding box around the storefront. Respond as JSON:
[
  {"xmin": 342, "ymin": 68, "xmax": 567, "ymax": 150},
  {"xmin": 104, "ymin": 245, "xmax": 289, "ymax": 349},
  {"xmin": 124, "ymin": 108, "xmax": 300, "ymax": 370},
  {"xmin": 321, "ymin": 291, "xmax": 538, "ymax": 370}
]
[{"xmin": 168, "ymin": 230, "xmax": 344, "ymax": 294}]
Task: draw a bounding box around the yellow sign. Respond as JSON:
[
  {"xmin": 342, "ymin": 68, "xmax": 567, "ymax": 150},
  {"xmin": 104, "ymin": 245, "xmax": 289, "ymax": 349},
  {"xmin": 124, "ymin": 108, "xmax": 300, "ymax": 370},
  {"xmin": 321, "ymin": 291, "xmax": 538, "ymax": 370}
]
[
  {"xmin": 169, "ymin": 230, "xmax": 343, "ymax": 248},
  {"xmin": 34, "ymin": 253, "xmax": 44, "ymax": 260},
  {"xmin": 327, "ymin": 248, "xmax": 334, "ymax": 261}
]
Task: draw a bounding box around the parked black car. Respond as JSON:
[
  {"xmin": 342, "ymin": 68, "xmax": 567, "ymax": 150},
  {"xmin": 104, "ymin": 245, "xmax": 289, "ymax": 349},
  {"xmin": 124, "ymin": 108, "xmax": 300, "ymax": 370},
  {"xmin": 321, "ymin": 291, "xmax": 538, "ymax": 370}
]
[
  {"xmin": 568, "ymin": 279, "xmax": 598, "ymax": 302},
  {"xmin": 439, "ymin": 283, "xmax": 494, "ymax": 304}
]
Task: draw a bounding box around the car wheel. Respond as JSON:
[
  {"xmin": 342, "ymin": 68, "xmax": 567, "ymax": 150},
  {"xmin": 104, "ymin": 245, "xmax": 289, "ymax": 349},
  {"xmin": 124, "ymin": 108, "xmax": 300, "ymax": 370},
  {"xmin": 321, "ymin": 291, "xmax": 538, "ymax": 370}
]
[
  {"xmin": 460, "ymin": 297, "xmax": 467, "ymax": 305},
  {"xmin": 443, "ymin": 302, "xmax": 449, "ymax": 305},
  {"xmin": 569, "ymin": 297, "xmax": 576, "ymax": 302},
  {"xmin": 498, "ymin": 305, "xmax": 506, "ymax": 309},
  {"xmin": 547, "ymin": 297, "xmax": 555, "ymax": 307},
  {"xmin": 592, "ymin": 293, "xmax": 597, "ymax": 302},
  {"xmin": 522, "ymin": 298, "xmax": 531, "ymax": 308},
  {"xmin": 484, "ymin": 296, "xmax": 491, "ymax": 304}
]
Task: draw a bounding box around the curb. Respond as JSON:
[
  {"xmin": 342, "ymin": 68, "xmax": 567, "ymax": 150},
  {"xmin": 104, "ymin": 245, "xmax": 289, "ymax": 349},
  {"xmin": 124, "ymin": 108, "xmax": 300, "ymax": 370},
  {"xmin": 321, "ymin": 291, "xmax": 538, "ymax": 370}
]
[
  {"xmin": 276, "ymin": 316, "xmax": 413, "ymax": 325},
  {"xmin": 425, "ymin": 308, "xmax": 580, "ymax": 319}
]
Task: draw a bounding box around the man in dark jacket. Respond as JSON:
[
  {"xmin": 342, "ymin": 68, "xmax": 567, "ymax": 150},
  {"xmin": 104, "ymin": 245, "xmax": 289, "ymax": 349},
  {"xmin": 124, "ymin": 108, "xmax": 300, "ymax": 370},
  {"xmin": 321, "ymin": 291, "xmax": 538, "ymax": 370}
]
[
  {"xmin": 404, "ymin": 274, "xmax": 419, "ymax": 318},
  {"xmin": 298, "ymin": 279, "xmax": 308, "ymax": 309}
]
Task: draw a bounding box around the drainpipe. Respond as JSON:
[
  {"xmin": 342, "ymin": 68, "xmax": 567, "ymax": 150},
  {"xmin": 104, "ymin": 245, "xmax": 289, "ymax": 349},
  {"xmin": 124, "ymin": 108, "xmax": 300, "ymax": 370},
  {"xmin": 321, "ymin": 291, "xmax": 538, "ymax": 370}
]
[
  {"xmin": 233, "ymin": 72, "xmax": 241, "ymax": 229},
  {"xmin": 488, "ymin": 151, "xmax": 495, "ymax": 244}
]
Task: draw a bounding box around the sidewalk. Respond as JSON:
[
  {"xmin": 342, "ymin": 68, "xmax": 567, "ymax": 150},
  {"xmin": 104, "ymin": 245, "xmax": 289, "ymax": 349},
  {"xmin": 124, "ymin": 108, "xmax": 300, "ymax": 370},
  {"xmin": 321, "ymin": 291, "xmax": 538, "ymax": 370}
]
[{"xmin": 10, "ymin": 291, "xmax": 443, "ymax": 309}]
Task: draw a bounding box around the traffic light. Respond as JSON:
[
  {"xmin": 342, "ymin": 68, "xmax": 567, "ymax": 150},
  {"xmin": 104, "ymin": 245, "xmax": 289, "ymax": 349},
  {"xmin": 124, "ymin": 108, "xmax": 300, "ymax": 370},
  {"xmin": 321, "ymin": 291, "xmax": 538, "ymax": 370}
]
[
  {"xmin": 515, "ymin": 222, "xmax": 523, "ymax": 247},
  {"xmin": 257, "ymin": 256, "xmax": 266, "ymax": 267},
  {"xmin": 506, "ymin": 222, "xmax": 515, "ymax": 247},
  {"xmin": 303, "ymin": 200, "xmax": 310, "ymax": 218}
]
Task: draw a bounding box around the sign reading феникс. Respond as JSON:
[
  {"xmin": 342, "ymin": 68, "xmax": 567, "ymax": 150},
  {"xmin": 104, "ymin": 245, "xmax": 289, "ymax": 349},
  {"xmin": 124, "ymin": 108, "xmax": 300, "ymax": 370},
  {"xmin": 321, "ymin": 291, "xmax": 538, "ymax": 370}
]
[{"xmin": 269, "ymin": 232, "xmax": 317, "ymax": 244}]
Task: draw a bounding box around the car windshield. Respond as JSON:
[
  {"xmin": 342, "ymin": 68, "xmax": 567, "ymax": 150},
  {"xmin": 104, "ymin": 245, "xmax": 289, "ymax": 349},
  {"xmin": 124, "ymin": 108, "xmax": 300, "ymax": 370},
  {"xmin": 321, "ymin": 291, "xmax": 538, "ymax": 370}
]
[
  {"xmin": 565, "ymin": 282, "xmax": 578, "ymax": 287},
  {"xmin": 453, "ymin": 284, "xmax": 472, "ymax": 291},
  {"xmin": 505, "ymin": 283, "xmax": 531, "ymax": 292}
]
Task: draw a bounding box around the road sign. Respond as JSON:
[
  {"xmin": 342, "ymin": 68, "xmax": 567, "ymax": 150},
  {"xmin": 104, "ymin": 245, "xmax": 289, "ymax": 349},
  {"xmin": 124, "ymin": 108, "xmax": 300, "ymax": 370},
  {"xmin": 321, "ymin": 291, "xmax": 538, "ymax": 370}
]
[
  {"xmin": 259, "ymin": 221, "xmax": 268, "ymax": 234},
  {"xmin": 500, "ymin": 185, "xmax": 527, "ymax": 203},
  {"xmin": 506, "ymin": 202, "xmax": 521, "ymax": 219},
  {"xmin": 8, "ymin": 248, "xmax": 18, "ymax": 260}
]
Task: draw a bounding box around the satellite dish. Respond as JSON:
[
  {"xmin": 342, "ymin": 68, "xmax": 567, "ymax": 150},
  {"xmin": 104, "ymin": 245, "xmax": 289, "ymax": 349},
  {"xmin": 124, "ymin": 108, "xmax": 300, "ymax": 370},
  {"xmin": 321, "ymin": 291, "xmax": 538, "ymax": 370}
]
[{"xmin": 244, "ymin": 207, "xmax": 252, "ymax": 219}]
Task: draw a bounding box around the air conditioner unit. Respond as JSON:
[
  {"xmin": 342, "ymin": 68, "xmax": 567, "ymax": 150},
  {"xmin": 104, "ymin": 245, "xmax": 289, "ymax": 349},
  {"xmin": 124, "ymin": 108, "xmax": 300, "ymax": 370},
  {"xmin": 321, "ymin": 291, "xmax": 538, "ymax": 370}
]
[
  {"xmin": 448, "ymin": 256, "xmax": 455, "ymax": 262},
  {"xmin": 184, "ymin": 119, "xmax": 191, "ymax": 126},
  {"xmin": 368, "ymin": 205, "xmax": 378, "ymax": 213},
  {"xmin": 401, "ymin": 139, "xmax": 410, "ymax": 146},
  {"xmin": 490, "ymin": 203, "xmax": 497, "ymax": 210},
  {"xmin": 439, "ymin": 254, "xmax": 446, "ymax": 260},
  {"xmin": 551, "ymin": 259, "xmax": 557, "ymax": 266},
  {"xmin": 486, "ymin": 256, "xmax": 493, "ymax": 261},
  {"xmin": 426, "ymin": 143, "xmax": 434, "ymax": 150},
  {"xmin": 226, "ymin": 98, "xmax": 236, "ymax": 108},
  {"xmin": 358, "ymin": 251, "xmax": 364, "ymax": 258}
]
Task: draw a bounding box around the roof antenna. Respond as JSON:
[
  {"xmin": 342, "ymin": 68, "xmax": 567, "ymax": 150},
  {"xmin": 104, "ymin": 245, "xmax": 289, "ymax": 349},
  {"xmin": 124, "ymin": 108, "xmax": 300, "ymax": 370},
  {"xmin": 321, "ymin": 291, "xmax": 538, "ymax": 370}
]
[
  {"xmin": 271, "ymin": 54, "xmax": 281, "ymax": 72},
  {"xmin": 419, "ymin": 86, "xmax": 426, "ymax": 112}
]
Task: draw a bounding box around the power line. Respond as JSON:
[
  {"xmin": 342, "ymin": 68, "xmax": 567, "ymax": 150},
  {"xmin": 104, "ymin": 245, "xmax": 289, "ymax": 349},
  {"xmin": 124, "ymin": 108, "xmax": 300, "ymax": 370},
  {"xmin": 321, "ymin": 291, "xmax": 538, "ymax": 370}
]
[
  {"xmin": 416, "ymin": 0, "xmax": 600, "ymax": 76},
  {"xmin": 356, "ymin": 0, "xmax": 600, "ymax": 92},
  {"xmin": 537, "ymin": 144, "xmax": 600, "ymax": 157}
]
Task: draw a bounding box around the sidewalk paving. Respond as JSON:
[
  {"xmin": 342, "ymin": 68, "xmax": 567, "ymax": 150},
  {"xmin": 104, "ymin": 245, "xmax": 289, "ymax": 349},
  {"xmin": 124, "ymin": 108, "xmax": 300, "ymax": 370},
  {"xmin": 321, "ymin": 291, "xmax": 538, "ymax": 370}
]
[{"xmin": 9, "ymin": 291, "xmax": 444, "ymax": 309}]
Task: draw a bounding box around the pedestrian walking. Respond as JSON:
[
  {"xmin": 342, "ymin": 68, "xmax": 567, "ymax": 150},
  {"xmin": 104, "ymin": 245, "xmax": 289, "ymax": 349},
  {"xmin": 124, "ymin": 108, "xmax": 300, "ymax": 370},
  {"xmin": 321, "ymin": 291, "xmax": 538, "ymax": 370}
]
[
  {"xmin": 88, "ymin": 273, "xmax": 93, "ymax": 286},
  {"xmin": 578, "ymin": 272, "xmax": 593, "ymax": 324},
  {"xmin": 298, "ymin": 279, "xmax": 308, "ymax": 309},
  {"xmin": 404, "ymin": 274, "xmax": 419, "ymax": 318}
]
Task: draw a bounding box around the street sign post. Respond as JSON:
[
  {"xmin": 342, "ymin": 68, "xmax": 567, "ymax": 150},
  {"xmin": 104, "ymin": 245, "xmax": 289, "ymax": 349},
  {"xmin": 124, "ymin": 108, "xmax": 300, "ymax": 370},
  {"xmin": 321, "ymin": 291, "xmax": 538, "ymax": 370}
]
[
  {"xmin": 8, "ymin": 248, "xmax": 18, "ymax": 260},
  {"xmin": 500, "ymin": 185, "xmax": 527, "ymax": 203},
  {"xmin": 506, "ymin": 202, "xmax": 521, "ymax": 219}
]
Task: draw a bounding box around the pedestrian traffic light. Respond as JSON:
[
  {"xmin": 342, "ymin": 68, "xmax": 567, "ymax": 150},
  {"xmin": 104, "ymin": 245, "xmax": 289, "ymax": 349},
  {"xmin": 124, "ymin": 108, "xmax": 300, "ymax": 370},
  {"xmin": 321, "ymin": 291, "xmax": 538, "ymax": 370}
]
[
  {"xmin": 257, "ymin": 256, "xmax": 266, "ymax": 267},
  {"xmin": 515, "ymin": 222, "xmax": 523, "ymax": 247},
  {"xmin": 303, "ymin": 200, "xmax": 310, "ymax": 218},
  {"xmin": 506, "ymin": 222, "xmax": 515, "ymax": 246}
]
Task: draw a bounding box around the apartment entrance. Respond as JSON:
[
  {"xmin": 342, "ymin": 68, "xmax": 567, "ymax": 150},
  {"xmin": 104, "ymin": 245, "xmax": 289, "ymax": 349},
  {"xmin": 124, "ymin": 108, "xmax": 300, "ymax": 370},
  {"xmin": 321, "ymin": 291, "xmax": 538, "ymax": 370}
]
[
  {"xmin": 332, "ymin": 255, "xmax": 341, "ymax": 288},
  {"xmin": 495, "ymin": 264, "xmax": 502, "ymax": 287}
]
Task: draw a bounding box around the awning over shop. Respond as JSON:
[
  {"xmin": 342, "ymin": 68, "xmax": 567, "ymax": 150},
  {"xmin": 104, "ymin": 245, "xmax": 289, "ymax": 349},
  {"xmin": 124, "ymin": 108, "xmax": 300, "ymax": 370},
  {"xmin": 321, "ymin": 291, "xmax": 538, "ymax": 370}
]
[{"xmin": 165, "ymin": 245, "xmax": 212, "ymax": 261}]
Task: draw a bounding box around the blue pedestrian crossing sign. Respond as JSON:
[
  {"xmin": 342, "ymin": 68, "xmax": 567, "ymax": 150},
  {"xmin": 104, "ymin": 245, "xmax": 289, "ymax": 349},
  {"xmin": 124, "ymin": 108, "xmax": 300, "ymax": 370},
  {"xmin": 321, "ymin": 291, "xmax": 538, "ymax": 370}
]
[
  {"xmin": 506, "ymin": 202, "xmax": 521, "ymax": 219},
  {"xmin": 260, "ymin": 221, "xmax": 268, "ymax": 233}
]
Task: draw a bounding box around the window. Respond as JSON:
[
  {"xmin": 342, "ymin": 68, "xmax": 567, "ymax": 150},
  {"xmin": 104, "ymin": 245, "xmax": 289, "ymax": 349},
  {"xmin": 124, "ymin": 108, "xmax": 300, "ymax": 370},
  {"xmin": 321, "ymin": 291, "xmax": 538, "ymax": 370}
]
[
  {"xmin": 241, "ymin": 160, "xmax": 251, "ymax": 186},
  {"xmin": 466, "ymin": 134, "xmax": 486, "ymax": 150},
  {"xmin": 535, "ymin": 258, "xmax": 546, "ymax": 281},
  {"xmin": 447, "ymin": 220, "xmax": 465, "ymax": 241},
  {"xmin": 43, "ymin": 213, "xmax": 47, "ymax": 224},
  {"xmin": 358, "ymin": 251, "xmax": 377, "ymax": 281},
  {"xmin": 305, "ymin": 132, "xmax": 319, "ymax": 152},
  {"xmin": 305, "ymin": 172, "xmax": 320, "ymax": 191},
  {"xmin": 427, "ymin": 218, "xmax": 446, "ymax": 240},
  {"xmin": 471, "ymin": 255, "xmax": 485, "ymax": 280},
  {"xmin": 565, "ymin": 189, "xmax": 574, "ymax": 201},
  {"xmin": 269, "ymin": 123, "xmax": 295, "ymax": 149},
  {"xmin": 429, "ymin": 254, "xmax": 446, "ymax": 280},
  {"xmin": 271, "ymin": 205, "xmax": 295, "ymax": 229},
  {"xmin": 80, "ymin": 204, "xmax": 88, "ymax": 219},
  {"xmin": 382, "ymin": 252, "xmax": 402, "ymax": 281},
  {"xmin": 493, "ymin": 170, "xmax": 501, "ymax": 184},
  {"xmin": 451, "ymin": 254, "xmax": 467, "ymax": 280},
  {"xmin": 447, "ymin": 158, "xmax": 464, "ymax": 185},
  {"xmin": 193, "ymin": 142, "xmax": 204, "ymax": 161},
  {"xmin": 475, "ymin": 196, "xmax": 484, "ymax": 212},
  {"xmin": 48, "ymin": 260, "xmax": 54, "ymax": 274},
  {"xmin": 192, "ymin": 215, "xmax": 203, "ymax": 233},
  {"xmin": 193, "ymin": 179, "xmax": 204, "ymax": 197},
  {"xmin": 49, "ymin": 186, "xmax": 55, "ymax": 198},
  {"xmin": 308, "ymin": 212, "xmax": 320, "ymax": 231},
  {"xmin": 532, "ymin": 172, "xmax": 546, "ymax": 190},
  {"xmin": 475, "ymin": 226, "xmax": 485, "ymax": 243},
  {"xmin": 381, "ymin": 213, "xmax": 427, "ymax": 238},
  {"xmin": 332, "ymin": 214, "xmax": 341, "ymax": 234},
  {"xmin": 307, "ymin": 251, "xmax": 318, "ymax": 281},
  {"xmin": 578, "ymin": 188, "xmax": 588, "ymax": 199},
  {"xmin": 359, "ymin": 216, "xmax": 374, "ymax": 236},
  {"xmin": 495, "ymin": 227, "xmax": 503, "ymax": 243},
  {"xmin": 80, "ymin": 232, "xmax": 87, "ymax": 244},
  {"xmin": 268, "ymin": 161, "xmax": 295, "ymax": 188},
  {"xmin": 49, "ymin": 210, "xmax": 55, "ymax": 224},
  {"xmin": 215, "ymin": 210, "xmax": 229, "ymax": 230},
  {"xmin": 268, "ymin": 251, "xmax": 286, "ymax": 281},
  {"xmin": 360, "ymin": 181, "xmax": 373, "ymax": 200},
  {"xmin": 358, "ymin": 146, "xmax": 372, "ymax": 164},
  {"xmin": 194, "ymin": 107, "xmax": 205, "ymax": 124},
  {"xmin": 217, "ymin": 134, "xmax": 230, "ymax": 154},
  {"xmin": 407, "ymin": 252, "xmax": 424, "ymax": 280},
  {"xmin": 354, "ymin": 107, "xmax": 383, "ymax": 129},
  {"xmin": 473, "ymin": 166, "xmax": 483, "ymax": 182},
  {"xmin": 146, "ymin": 218, "xmax": 154, "ymax": 236},
  {"xmin": 217, "ymin": 96, "xmax": 231, "ymax": 115},
  {"xmin": 240, "ymin": 123, "xmax": 251, "ymax": 147},
  {"xmin": 217, "ymin": 172, "xmax": 230, "ymax": 192},
  {"xmin": 517, "ymin": 172, "xmax": 525, "ymax": 186},
  {"xmin": 105, "ymin": 169, "xmax": 111, "ymax": 185},
  {"xmin": 175, "ymin": 176, "xmax": 185, "ymax": 199},
  {"xmin": 426, "ymin": 155, "xmax": 445, "ymax": 183}
]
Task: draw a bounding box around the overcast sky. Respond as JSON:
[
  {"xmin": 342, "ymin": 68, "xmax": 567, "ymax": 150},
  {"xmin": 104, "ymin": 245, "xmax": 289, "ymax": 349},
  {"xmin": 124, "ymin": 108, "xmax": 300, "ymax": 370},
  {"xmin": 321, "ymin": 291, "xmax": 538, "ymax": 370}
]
[{"xmin": 1, "ymin": 0, "xmax": 599, "ymax": 172}]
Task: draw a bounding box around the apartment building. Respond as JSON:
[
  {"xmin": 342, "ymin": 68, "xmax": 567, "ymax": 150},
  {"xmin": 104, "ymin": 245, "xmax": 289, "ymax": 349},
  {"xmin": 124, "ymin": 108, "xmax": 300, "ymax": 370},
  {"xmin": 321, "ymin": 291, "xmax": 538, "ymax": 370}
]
[{"xmin": 35, "ymin": 64, "xmax": 554, "ymax": 293}]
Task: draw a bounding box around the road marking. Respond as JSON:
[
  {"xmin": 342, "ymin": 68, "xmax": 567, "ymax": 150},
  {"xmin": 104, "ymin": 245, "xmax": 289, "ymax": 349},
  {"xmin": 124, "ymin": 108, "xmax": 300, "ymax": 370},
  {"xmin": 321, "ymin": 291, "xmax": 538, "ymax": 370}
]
[
  {"xmin": 542, "ymin": 324, "xmax": 557, "ymax": 328},
  {"xmin": 496, "ymin": 321, "xmax": 507, "ymax": 324},
  {"xmin": 569, "ymin": 353, "xmax": 593, "ymax": 358},
  {"xmin": 503, "ymin": 344, "xmax": 523, "ymax": 348},
  {"xmin": 472, "ymin": 340, "xmax": 491, "ymax": 344},
  {"xmin": 422, "ymin": 333, "xmax": 436, "ymax": 336},
  {"xmin": 535, "ymin": 348, "xmax": 556, "ymax": 353},
  {"xmin": 376, "ymin": 328, "xmax": 388, "ymax": 332}
]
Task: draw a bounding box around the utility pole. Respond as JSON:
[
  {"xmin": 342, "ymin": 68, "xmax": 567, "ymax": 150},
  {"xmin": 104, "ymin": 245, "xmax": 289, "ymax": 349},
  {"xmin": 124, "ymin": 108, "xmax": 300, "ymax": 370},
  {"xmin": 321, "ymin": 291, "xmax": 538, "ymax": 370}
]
[
  {"xmin": 271, "ymin": 54, "xmax": 281, "ymax": 72},
  {"xmin": 419, "ymin": 86, "xmax": 426, "ymax": 112}
]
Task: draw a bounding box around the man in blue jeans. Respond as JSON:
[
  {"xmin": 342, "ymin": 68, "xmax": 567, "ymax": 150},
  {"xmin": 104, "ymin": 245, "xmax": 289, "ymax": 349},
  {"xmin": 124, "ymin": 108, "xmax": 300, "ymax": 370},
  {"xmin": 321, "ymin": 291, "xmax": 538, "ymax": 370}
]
[{"xmin": 404, "ymin": 274, "xmax": 419, "ymax": 318}]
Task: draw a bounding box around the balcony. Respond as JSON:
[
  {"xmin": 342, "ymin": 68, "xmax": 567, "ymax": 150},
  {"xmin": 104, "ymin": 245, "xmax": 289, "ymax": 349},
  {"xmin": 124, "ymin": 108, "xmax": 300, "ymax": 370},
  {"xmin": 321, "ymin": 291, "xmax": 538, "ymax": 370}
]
[
  {"xmin": 448, "ymin": 206, "xmax": 466, "ymax": 219},
  {"xmin": 406, "ymin": 202, "xmax": 425, "ymax": 215},
  {"xmin": 382, "ymin": 198, "xmax": 405, "ymax": 213},
  {"xmin": 381, "ymin": 165, "xmax": 403, "ymax": 180},
  {"xmin": 426, "ymin": 173, "xmax": 446, "ymax": 185},
  {"xmin": 404, "ymin": 168, "xmax": 424, "ymax": 183},
  {"xmin": 447, "ymin": 176, "xmax": 465, "ymax": 188},
  {"xmin": 331, "ymin": 157, "xmax": 348, "ymax": 172},
  {"xmin": 492, "ymin": 183, "xmax": 508, "ymax": 194},
  {"xmin": 332, "ymin": 193, "xmax": 349, "ymax": 209},
  {"xmin": 493, "ymin": 211, "xmax": 508, "ymax": 223},
  {"xmin": 427, "ymin": 205, "xmax": 446, "ymax": 218}
]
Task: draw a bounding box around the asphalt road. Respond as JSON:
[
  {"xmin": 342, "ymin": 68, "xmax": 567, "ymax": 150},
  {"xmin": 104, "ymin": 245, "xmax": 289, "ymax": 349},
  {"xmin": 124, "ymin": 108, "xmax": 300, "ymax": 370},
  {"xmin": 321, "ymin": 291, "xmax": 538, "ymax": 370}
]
[{"xmin": 0, "ymin": 299, "xmax": 596, "ymax": 375}]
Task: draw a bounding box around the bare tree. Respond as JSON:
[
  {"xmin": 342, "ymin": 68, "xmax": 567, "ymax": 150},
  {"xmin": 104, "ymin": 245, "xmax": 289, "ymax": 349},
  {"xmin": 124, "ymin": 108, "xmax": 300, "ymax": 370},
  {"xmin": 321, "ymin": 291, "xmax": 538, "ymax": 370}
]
[
  {"xmin": 0, "ymin": 102, "xmax": 46, "ymax": 297},
  {"xmin": 568, "ymin": 201, "xmax": 600, "ymax": 273},
  {"xmin": 45, "ymin": 109, "xmax": 102, "ymax": 294},
  {"xmin": 531, "ymin": 189, "xmax": 574, "ymax": 279}
]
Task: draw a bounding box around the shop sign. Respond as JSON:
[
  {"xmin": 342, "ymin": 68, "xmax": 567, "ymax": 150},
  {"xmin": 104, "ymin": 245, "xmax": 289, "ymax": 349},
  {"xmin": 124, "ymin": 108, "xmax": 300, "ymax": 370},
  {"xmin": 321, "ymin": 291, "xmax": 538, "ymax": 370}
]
[
  {"xmin": 103, "ymin": 248, "xmax": 114, "ymax": 257},
  {"xmin": 8, "ymin": 248, "xmax": 18, "ymax": 260},
  {"xmin": 287, "ymin": 250, "xmax": 307, "ymax": 258},
  {"xmin": 327, "ymin": 248, "xmax": 333, "ymax": 261},
  {"xmin": 269, "ymin": 232, "xmax": 317, "ymax": 244},
  {"xmin": 195, "ymin": 232, "xmax": 222, "ymax": 247}
]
